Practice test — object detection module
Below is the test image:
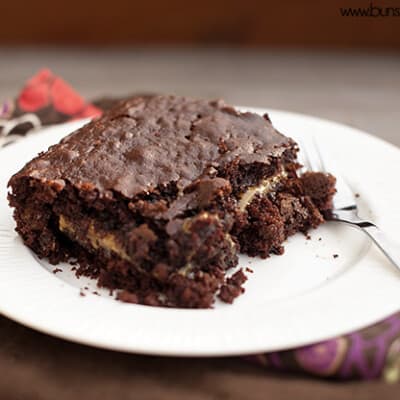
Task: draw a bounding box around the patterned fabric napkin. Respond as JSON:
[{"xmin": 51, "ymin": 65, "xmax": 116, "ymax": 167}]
[
  {"xmin": 0, "ymin": 69, "xmax": 101, "ymax": 146},
  {"xmin": 248, "ymin": 313, "xmax": 400, "ymax": 381},
  {"xmin": 1, "ymin": 70, "xmax": 399, "ymax": 382}
]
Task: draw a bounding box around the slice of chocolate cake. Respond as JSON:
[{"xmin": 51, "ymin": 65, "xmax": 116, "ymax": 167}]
[{"xmin": 8, "ymin": 95, "xmax": 335, "ymax": 308}]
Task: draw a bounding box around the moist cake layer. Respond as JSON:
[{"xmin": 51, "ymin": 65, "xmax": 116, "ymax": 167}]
[{"xmin": 8, "ymin": 95, "xmax": 336, "ymax": 308}]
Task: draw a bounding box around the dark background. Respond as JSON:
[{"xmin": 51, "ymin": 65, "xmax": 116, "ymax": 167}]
[{"xmin": 1, "ymin": 0, "xmax": 400, "ymax": 48}]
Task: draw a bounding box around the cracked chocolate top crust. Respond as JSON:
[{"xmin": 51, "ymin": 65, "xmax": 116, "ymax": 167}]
[{"xmin": 9, "ymin": 96, "xmax": 295, "ymax": 198}]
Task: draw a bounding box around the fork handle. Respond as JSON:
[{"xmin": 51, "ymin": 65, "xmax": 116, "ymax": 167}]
[{"xmin": 351, "ymin": 221, "xmax": 400, "ymax": 271}]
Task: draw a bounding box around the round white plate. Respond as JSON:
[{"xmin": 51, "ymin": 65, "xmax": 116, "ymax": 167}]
[{"xmin": 0, "ymin": 109, "xmax": 399, "ymax": 357}]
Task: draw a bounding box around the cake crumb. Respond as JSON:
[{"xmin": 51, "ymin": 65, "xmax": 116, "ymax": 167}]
[
  {"xmin": 218, "ymin": 269, "xmax": 247, "ymax": 304},
  {"xmin": 79, "ymin": 290, "xmax": 86, "ymax": 297},
  {"xmin": 52, "ymin": 268, "xmax": 62, "ymax": 274},
  {"xmin": 92, "ymin": 291, "xmax": 100, "ymax": 296},
  {"xmin": 318, "ymin": 237, "xmax": 322, "ymax": 241},
  {"xmin": 333, "ymin": 254, "xmax": 339, "ymax": 259},
  {"xmin": 245, "ymin": 267, "xmax": 254, "ymax": 273},
  {"xmin": 306, "ymin": 234, "xmax": 311, "ymax": 240},
  {"xmin": 355, "ymin": 193, "xmax": 360, "ymax": 198}
]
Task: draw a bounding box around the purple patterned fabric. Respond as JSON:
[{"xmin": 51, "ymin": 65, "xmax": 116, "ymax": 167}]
[{"xmin": 248, "ymin": 313, "xmax": 400, "ymax": 381}]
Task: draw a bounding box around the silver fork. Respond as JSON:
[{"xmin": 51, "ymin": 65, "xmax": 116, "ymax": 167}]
[{"xmin": 301, "ymin": 137, "xmax": 400, "ymax": 271}]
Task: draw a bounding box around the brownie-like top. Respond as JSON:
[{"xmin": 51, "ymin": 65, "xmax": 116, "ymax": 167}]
[{"xmin": 10, "ymin": 96, "xmax": 295, "ymax": 198}]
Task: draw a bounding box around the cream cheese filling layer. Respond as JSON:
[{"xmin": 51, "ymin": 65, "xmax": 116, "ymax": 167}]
[
  {"xmin": 59, "ymin": 215, "xmax": 130, "ymax": 261},
  {"xmin": 238, "ymin": 170, "xmax": 287, "ymax": 212},
  {"xmin": 59, "ymin": 212, "xmax": 236, "ymax": 279}
]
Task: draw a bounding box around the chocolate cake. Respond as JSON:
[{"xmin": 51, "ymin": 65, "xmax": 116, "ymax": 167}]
[{"xmin": 8, "ymin": 95, "xmax": 336, "ymax": 308}]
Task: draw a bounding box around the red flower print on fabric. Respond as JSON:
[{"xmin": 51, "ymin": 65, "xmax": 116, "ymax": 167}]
[
  {"xmin": 18, "ymin": 69, "xmax": 53, "ymax": 112},
  {"xmin": 51, "ymin": 77, "xmax": 86, "ymax": 116},
  {"xmin": 74, "ymin": 104, "xmax": 102, "ymax": 119},
  {"xmin": 16, "ymin": 69, "xmax": 101, "ymax": 119}
]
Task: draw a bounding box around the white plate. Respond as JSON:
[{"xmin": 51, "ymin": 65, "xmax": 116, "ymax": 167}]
[{"xmin": 0, "ymin": 109, "xmax": 399, "ymax": 357}]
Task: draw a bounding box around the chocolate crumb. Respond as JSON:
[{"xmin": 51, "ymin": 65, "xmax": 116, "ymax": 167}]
[
  {"xmin": 355, "ymin": 193, "xmax": 360, "ymax": 198},
  {"xmin": 333, "ymin": 254, "xmax": 339, "ymax": 259},
  {"xmin": 245, "ymin": 267, "xmax": 254, "ymax": 273},
  {"xmin": 52, "ymin": 268, "xmax": 62, "ymax": 274},
  {"xmin": 306, "ymin": 234, "xmax": 311, "ymax": 240},
  {"xmin": 228, "ymin": 269, "xmax": 247, "ymax": 286},
  {"xmin": 79, "ymin": 290, "xmax": 86, "ymax": 297},
  {"xmin": 218, "ymin": 269, "xmax": 247, "ymax": 303},
  {"xmin": 318, "ymin": 237, "xmax": 322, "ymax": 241}
]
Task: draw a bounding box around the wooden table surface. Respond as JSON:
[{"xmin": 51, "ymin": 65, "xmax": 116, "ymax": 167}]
[
  {"xmin": 1, "ymin": 48, "xmax": 399, "ymax": 147},
  {"xmin": 0, "ymin": 48, "xmax": 399, "ymax": 399}
]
